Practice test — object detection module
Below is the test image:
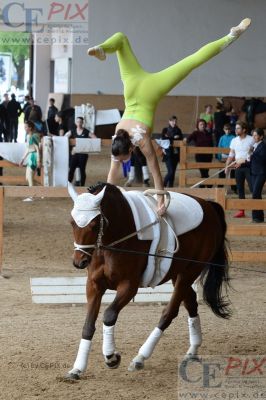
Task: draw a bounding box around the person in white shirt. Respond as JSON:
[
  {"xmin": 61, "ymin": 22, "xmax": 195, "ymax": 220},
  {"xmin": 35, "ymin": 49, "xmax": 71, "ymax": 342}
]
[{"xmin": 225, "ymin": 121, "xmax": 254, "ymax": 218}]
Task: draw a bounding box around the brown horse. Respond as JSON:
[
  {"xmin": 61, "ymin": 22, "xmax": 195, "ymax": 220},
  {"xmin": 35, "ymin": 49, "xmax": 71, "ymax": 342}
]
[
  {"xmin": 66, "ymin": 182, "xmax": 231, "ymax": 380},
  {"xmin": 221, "ymin": 96, "xmax": 266, "ymax": 129}
]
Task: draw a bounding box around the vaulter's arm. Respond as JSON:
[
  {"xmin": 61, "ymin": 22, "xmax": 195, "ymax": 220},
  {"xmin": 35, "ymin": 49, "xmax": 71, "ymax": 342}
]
[{"xmin": 107, "ymin": 158, "xmax": 121, "ymax": 185}]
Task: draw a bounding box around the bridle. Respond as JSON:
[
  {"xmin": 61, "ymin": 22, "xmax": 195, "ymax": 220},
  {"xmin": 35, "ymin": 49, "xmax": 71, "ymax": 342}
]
[
  {"xmin": 73, "ymin": 210, "xmax": 178, "ymax": 258},
  {"xmin": 74, "ymin": 211, "xmax": 107, "ymax": 257},
  {"xmin": 73, "ymin": 210, "xmax": 161, "ymax": 257}
]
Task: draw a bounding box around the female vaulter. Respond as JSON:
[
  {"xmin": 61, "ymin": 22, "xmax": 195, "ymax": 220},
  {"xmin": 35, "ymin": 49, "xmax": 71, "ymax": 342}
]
[{"xmin": 88, "ymin": 18, "xmax": 251, "ymax": 214}]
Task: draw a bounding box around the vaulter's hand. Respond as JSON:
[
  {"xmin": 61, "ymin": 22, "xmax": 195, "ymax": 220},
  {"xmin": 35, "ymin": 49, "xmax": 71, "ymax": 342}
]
[{"xmin": 157, "ymin": 195, "xmax": 167, "ymax": 216}]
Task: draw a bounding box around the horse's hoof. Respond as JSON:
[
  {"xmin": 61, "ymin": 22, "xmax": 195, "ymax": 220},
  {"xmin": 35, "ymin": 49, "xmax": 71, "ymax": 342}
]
[
  {"xmin": 64, "ymin": 368, "xmax": 82, "ymax": 380},
  {"xmin": 184, "ymin": 353, "xmax": 200, "ymax": 361},
  {"xmin": 128, "ymin": 359, "xmax": 144, "ymax": 372},
  {"xmin": 104, "ymin": 352, "xmax": 121, "ymax": 369}
]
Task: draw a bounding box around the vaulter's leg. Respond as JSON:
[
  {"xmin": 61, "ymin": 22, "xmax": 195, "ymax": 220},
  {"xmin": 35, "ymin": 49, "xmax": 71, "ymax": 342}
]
[
  {"xmin": 88, "ymin": 32, "xmax": 144, "ymax": 82},
  {"xmin": 128, "ymin": 275, "xmax": 188, "ymax": 371},
  {"xmin": 26, "ymin": 166, "xmax": 34, "ymax": 187},
  {"xmin": 102, "ymin": 281, "xmax": 139, "ymax": 369},
  {"xmin": 66, "ymin": 279, "xmax": 105, "ymax": 380},
  {"xmin": 183, "ymin": 286, "xmax": 202, "ymax": 358},
  {"xmin": 144, "ymin": 18, "xmax": 251, "ymax": 98}
]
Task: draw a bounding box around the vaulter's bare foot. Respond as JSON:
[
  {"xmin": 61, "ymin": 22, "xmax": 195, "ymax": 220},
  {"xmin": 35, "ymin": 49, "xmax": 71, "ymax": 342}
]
[
  {"xmin": 87, "ymin": 46, "xmax": 106, "ymax": 60},
  {"xmin": 230, "ymin": 18, "xmax": 251, "ymax": 38}
]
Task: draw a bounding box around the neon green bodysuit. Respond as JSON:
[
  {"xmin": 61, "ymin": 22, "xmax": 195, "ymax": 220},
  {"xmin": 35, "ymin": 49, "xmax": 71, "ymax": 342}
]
[{"xmin": 99, "ymin": 32, "xmax": 234, "ymax": 128}]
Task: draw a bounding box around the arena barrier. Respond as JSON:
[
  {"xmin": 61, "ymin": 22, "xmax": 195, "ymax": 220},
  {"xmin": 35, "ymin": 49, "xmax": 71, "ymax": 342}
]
[
  {"xmin": 0, "ymin": 139, "xmax": 236, "ymax": 188},
  {"xmin": 96, "ymin": 139, "xmax": 240, "ymax": 188},
  {"xmin": 0, "ymin": 158, "xmax": 43, "ymax": 186},
  {"xmin": 0, "ymin": 186, "xmax": 265, "ymax": 275},
  {"xmin": 0, "ymin": 138, "xmax": 101, "ymax": 188},
  {"xmin": 30, "ymin": 277, "xmax": 173, "ymax": 304}
]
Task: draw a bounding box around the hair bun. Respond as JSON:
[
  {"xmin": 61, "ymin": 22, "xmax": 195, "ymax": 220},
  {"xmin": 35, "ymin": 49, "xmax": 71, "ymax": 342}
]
[{"xmin": 115, "ymin": 129, "xmax": 129, "ymax": 139}]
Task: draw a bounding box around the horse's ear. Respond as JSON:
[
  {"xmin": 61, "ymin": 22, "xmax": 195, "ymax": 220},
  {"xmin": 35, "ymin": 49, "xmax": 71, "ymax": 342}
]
[
  {"xmin": 94, "ymin": 185, "xmax": 107, "ymax": 206},
  {"xmin": 68, "ymin": 182, "xmax": 78, "ymax": 202}
]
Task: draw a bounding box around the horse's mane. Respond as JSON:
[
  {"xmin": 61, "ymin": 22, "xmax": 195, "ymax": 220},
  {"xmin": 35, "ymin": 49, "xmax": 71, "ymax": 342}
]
[
  {"xmin": 87, "ymin": 181, "xmax": 126, "ymax": 206},
  {"xmin": 87, "ymin": 182, "xmax": 123, "ymax": 198},
  {"xmin": 87, "ymin": 181, "xmax": 107, "ymax": 194},
  {"xmin": 87, "ymin": 182, "xmax": 134, "ymax": 233}
]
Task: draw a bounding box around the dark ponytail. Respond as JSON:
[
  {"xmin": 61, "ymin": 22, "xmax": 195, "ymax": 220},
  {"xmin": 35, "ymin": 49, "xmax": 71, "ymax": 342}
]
[{"xmin": 112, "ymin": 129, "xmax": 132, "ymax": 156}]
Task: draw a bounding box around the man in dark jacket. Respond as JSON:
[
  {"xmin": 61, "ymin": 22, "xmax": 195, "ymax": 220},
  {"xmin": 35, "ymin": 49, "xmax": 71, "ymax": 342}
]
[
  {"xmin": 21, "ymin": 95, "xmax": 31, "ymax": 121},
  {"xmin": 161, "ymin": 115, "xmax": 183, "ymax": 187},
  {"xmin": 24, "ymin": 98, "xmax": 42, "ymax": 123},
  {"xmin": 47, "ymin": 98, "xmax": 58, "ymax": 134},
  {"xmin": 250, "ymin": 128, "xmax": 266, "ymax": 222},
  {"xmin": 7, "ymin": 93, "xmax": 22, "ymax": 142},
  {"xmin": 0, "ymin": 102, "xmax": 8, "ymax": 142}
]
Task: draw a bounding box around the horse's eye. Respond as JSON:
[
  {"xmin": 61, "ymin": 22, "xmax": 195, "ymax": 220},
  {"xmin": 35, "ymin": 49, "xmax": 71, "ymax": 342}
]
[
  {"xmin": 70, "ymin": 219, "xmax": 76, "ymax": 227},
  {"xmin": 90, "ymin": 221, "xmax": 98, "ymax": 232}
]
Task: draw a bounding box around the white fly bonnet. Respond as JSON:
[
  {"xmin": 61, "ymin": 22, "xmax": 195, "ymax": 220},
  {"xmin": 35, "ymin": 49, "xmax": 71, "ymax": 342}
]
[{"xmin": 69, "ymin": 184, "xmax": 107, "ymax": 228}]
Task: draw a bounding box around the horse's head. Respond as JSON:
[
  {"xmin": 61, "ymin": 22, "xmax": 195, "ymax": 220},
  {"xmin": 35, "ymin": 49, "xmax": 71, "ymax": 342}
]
[{"xmin": 68, "ymin": 182, "xmax": 107, "ymax": 269}]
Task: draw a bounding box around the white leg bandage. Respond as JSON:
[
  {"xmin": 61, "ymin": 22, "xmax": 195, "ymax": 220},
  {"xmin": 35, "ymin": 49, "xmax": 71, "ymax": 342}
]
[
  {"xmin": 187, "ymin": 316, "xmax": 202, "ymax": 355},
  {"xmin": 26, "ymin": 166, "xmax": 34, "ymax": 187},
  {"xmin": 142, "ymin": 166, "xmax": 149, "ymax": 181},
  {"xmin": 138, "ymin": 327, "xmax": 163, "ymax": 359},
  {"xmin": 75, "ymin": 168, "xmax": 81, "ymax": 182},
  {"xmin": 102, "ymin": 324, "xmax": 116, "ymax": 356},
  {"xmin": 71, "ymin": 338, "xmax": 91, "ymax": 372},
  {"xmin": 128, "ymin": 166, "xmax": 135, "ymax": 180}
]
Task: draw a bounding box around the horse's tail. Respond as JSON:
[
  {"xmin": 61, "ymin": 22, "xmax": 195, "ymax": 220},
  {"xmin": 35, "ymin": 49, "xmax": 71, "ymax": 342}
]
[{"xmin": 200, "ymin": 201, "xmax": 232, "ymax": 319}]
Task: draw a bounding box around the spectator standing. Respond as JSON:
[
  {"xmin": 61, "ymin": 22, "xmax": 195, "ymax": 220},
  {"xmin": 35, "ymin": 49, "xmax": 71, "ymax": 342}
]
[
  {"xmin": 1, "ymin": 93, "xmax": 9, "ymax": 109},
  {"xmin": 54, "ymin": 111, "xmax": 66, "ymax": 136},
  {"xmin": 67, "ymin": 117, "xmax": 97, "ymax": 186},
  {"xmin": 21, "ymin": 95, "xmax": 31, "ymax": 121},
  {"xmin": 250, "ymin": 128, "xmax": 266, "ymax": 223},
  {"xmin": 225, "ymin": 121, "xmax": 254, "ymax": 218},
  {"xmin": 7, "ymin": 93, "xmax": 22, "ymax": 142},
  {"xmin": 24, "ymin": 98, "xmax": 43, "ymax": 131},
  {"xmin": 0, "ymin": 102, "xmax": 8, "ymax": 142},
  {"xmin": 200, "ymin": 104, "xmax": 214, "ymax": 133},
  {"xmin": 227, "ymin": 107, "xmax": 238, "ymax": 134},
  {"xmin": 184, "ymin": 119, "xmax": 213, "ymax": 187},
  {"xmin": 1, "ymin": 93, "xmax": 9, "ymax": 141},
  {"xmin": 19, "ymin": 120, "xmax": 41, "ymax": 189},
  {"xmin": 213, "ymin": 103, "xmax": 230, "ymax": 145},
  {"xmin": 47, "ymin": 98, "xmax": 58, "ymax": 134},
  {"xmin": 161, "ymin": 116, "xmax": 183, "ymax": 187},
  {"xmin": 217, "ymin": 123, "xmax": 236, "ymax": 191}
]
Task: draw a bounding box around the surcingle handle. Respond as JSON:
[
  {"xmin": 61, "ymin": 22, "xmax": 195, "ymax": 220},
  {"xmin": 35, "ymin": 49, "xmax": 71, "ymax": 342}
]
[{"xmin": 143, "ymin": 189, "xmax": 171, "ymax": 212}]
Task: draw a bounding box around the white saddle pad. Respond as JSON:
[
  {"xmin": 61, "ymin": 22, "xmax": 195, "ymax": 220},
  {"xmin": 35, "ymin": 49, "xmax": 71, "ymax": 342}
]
[{"xmin": 123, "ymin": 191, "xmax": 203, "ymax": 288}]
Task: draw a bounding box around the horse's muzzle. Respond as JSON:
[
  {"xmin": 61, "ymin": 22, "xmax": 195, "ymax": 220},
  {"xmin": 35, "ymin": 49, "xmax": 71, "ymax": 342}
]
[{"xmin": 73, "ymin": 257, "xmax": 90, "ymax": 270}]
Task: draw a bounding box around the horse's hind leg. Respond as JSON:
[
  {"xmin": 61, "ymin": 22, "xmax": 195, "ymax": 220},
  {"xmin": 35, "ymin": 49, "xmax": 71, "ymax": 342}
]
[
  {"xmin": 183, "ymin": 287, "xmax": 202, "ymax": 358},
  {"xmin": 128, "ymin": 275, "xmax": 189, "ymax": 372}
]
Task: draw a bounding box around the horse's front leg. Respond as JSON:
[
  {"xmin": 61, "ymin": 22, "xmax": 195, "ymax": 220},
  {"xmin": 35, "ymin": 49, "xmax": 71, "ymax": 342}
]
[
  {"xmin": 66, "ymin": 279, "xmax": 104, "ymax": 380},
  {"xmin": 102, "ymin": 281, "xmax": 138, "ymax": 369}
]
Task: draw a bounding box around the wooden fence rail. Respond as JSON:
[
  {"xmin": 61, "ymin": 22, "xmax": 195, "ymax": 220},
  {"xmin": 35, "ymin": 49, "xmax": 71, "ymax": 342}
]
[
  {"xmin": 0, "ymin": 159, "xmax": 43, "ymax": 185},
  {"xmin": 0, "ymin": 139, "xmax": 246, "ymax": 188},
  {"xmin": 101, "ymin": 139, "xmax": 238, "ymax": 187},
  {"xmin": 0, "ymin": 140, "xmax": 265, "ymax": 270},
  {"xmin": 0, "ymin": 186, "xmax": 265, "ymax": 273}
]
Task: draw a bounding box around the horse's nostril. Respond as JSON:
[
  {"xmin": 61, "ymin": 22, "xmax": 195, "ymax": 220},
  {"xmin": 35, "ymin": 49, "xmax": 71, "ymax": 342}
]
[{"xmin": 73, "ymin": 258, "xmax": 89, "ymax": 270}]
